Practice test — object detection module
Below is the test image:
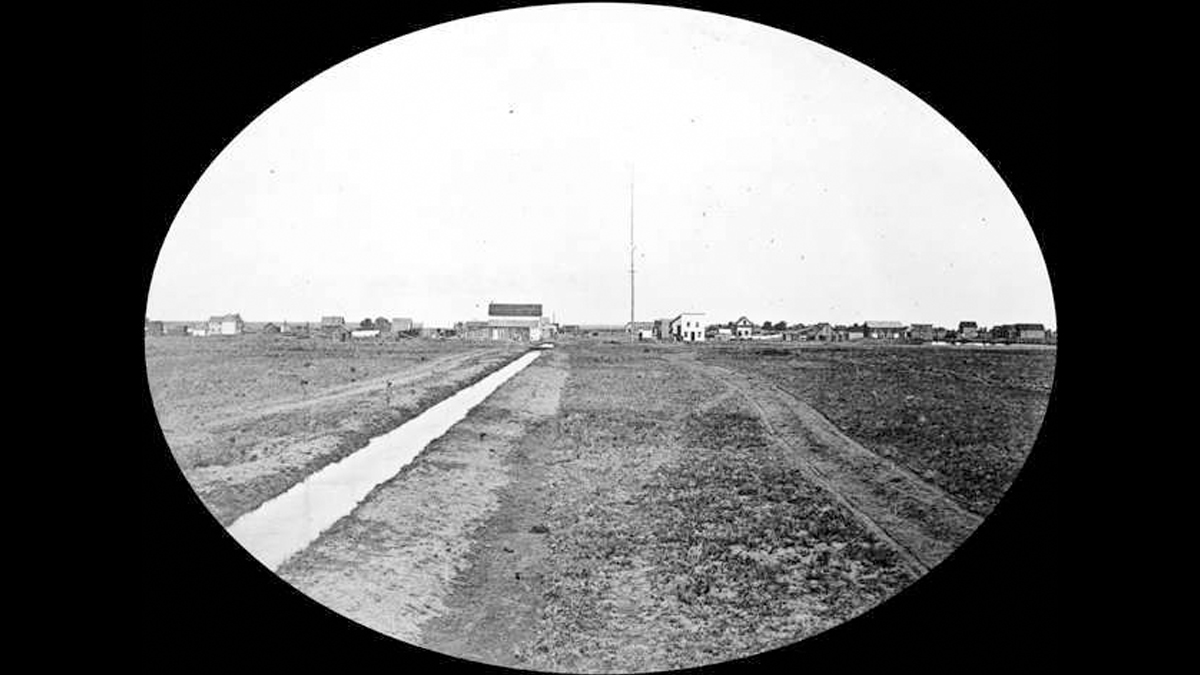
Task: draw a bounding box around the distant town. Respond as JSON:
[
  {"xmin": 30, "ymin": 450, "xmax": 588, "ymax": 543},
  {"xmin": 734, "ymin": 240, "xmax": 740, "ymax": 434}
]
[{"xmin": 145, "ymin": 302, "xmax": 1056, "ymax": 346}]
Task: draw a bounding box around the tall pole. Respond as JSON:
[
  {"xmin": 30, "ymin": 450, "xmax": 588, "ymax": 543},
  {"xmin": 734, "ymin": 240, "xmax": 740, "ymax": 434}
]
[{"xmin": 629, "ymin": 166, "xmax": 635, "ymax": 341}]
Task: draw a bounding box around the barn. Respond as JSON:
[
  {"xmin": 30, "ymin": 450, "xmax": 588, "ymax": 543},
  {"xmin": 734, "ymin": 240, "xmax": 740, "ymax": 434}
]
[
  {"xmin": 908, "ymin": 323, "xmax": 935, "ymax": 342},
  {"xmin": 993, "ymin": 323, "xmax": 1047, "ymax": 343},
  {"xmin": 207, "ymin": 314, "xmax": 244, "ymax": 336},
  {"xmin": 1016, "ymin": 323, "xmax": 1047, "ymax": 342},
  {"xmin": 864, "ymin": 321, "xmax": 905, "ymax": 340},
  {"xmin": 804, "ymin": 322, "xmax": 835, "ymax": 342},
  {"xmin": 488, "ymin": 303, "xmax": 544, "ymax": 342}
]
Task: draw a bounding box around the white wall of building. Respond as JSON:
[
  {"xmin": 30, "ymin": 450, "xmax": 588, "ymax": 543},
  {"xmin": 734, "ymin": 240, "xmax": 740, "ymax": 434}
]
[{"xmin": 674, "ymin": 314, "xmax": 706, "ymax": 342}]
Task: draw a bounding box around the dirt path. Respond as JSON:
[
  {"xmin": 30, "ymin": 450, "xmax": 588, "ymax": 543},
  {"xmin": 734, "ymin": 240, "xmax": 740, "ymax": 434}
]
[
  {"xmin": 277, "ymin": 350, "xmax": 569, "ymax": 645},
  {"xmin": 418, "ymin": 346, "xmax": 701, "ymax": 671},
  {"xmin": 673, "ymin": 353, "xmax": 982, "ymax": 570}
]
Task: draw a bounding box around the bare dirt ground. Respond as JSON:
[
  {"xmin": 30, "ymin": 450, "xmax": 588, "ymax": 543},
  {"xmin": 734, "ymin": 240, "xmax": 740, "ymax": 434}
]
[
  {"xmin": 699, "ymin": 343, "xmax": 1056, "ymax": 515},
  {"xmin": 671, "ymin": 352, "xmax": 981, "ymax": 570},
  {"xmin": 177, "ymin": 339, "xmax": 1051, "ymax": 671},
  {"xmin": 145, "ymin": 336, "xmax": 524, "ymax": 524},
  {"xmin": 277, "ymin": 349, "xmax": 570, "ymax": 643},
  {"xmin": 416, "ymin": 343, "xmax": 923, "ymax": 672}
]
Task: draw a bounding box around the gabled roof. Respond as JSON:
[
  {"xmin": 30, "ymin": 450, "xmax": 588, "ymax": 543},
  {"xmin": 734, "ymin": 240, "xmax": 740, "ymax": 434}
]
[
  {"xmin": 865, "ymin": 320, "xmax": 904, "ymax": 328},
  {"xmin": 734, "ymin": 316, "xmax": 754, "ymax": 325},
  {"xmin": 1015, "ymin": 323, "xmax": 1046, "ymax": 331},
  {"xmin": 209, "ymin": 313, "xmax": 243, "ymax": 323}
]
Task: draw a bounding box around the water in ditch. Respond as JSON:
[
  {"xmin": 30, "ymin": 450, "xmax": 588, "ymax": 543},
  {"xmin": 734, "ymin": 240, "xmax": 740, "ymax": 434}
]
[{"xmin": 227, "ymin": 349, "xmax": 543, "ymax": 571}]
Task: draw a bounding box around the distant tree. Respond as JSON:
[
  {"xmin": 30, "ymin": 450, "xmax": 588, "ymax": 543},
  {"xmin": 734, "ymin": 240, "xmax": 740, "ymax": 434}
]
[
  {"xmin": 360, "ymin": 318, "xmax": 374, "ymax": 329},
  {"xmin": 776, "ymin": 321, "xmax": 788, "ymax": 331},
  {"xmin": 375, "ymin": 317, "xmax": 391, "ymax": 332},
  {"xmin": 762, "ymin": 321, "xmax": 773, "ymax": 331}
]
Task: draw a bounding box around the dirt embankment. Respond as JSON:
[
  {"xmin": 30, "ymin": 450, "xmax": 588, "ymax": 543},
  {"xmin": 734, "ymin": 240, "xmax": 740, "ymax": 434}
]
[
  {"xmin": 146, "ymin": 340, "xmax": 524, "ymax": 525},
  {"xmin": 276, "ymin": 350, "xmax": 569, "ymax": 644}
]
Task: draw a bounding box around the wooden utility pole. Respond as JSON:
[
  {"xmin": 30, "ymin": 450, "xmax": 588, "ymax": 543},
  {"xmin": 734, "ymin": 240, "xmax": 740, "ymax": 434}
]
[{"xmin": 630, "ymin": 167, "xmax": 636, "ymax": 341}]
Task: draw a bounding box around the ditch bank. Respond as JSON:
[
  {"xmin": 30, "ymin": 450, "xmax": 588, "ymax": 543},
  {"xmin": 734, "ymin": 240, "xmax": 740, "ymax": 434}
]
[
  {"xmin": 185, "ymin": 348, "xmax": 526, "ymax": 525},
  {"xmin": 276, "ymin": 349, "xmax": 569, "ymax": 644}
]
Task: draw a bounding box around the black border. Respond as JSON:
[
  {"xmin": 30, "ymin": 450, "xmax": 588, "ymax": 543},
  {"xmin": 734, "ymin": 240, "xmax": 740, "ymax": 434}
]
[{"xmin": 138, "ymin": 2, "xmax": 1060, "ymax": 670}]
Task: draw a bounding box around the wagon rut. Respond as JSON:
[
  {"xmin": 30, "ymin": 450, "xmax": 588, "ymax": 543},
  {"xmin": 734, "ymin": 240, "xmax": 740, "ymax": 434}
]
[{"xmin": 671, "ymin": 354, "xmax": 982, "ymax": 571}]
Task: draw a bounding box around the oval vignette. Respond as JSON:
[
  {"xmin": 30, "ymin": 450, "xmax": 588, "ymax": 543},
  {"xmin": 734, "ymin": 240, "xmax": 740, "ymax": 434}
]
[{"xmin": 143, "ymin": 3, "xmax": 1057, "ymax": 672}]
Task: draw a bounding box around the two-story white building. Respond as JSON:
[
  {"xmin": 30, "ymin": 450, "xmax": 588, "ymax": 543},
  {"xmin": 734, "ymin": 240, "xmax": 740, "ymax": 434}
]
[{"xmin": 671, "ymin": 313, "xmax": 706, "ymax": 342}]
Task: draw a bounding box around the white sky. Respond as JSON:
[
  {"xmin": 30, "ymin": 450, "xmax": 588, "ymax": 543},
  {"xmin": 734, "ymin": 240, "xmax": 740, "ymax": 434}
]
[{"xmin": 148, "ymin": 3, "xmax": 1056, "ymax": 329}]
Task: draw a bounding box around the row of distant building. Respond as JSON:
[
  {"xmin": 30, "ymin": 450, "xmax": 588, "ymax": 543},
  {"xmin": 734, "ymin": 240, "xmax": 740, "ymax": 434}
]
[
  {"xmin": 578, "ymin": 316, "xmax": 1054, "ymax": 344},
  {"xmin": 145, "ymin": 307, "xmax": 1055, "ymax": 345},
  {"xmin": 143, "ymin": 314, "xmax": 429, "ymax": 339}
]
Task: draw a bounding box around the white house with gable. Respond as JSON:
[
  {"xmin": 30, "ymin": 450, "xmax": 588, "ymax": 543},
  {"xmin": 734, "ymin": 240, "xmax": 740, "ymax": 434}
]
[{"xmin": 671, "ymin": 313, "xmax": 706, "ymax": 342}]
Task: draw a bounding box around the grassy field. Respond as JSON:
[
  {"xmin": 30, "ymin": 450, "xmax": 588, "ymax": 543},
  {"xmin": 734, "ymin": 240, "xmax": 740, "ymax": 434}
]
[
  {"xmin": 700, "ymin": 342, "xmax": 1056, "ymax": 515},
  {"xmin": 145, "ymin": 335, "xmax": 525, "ymax": 524}
]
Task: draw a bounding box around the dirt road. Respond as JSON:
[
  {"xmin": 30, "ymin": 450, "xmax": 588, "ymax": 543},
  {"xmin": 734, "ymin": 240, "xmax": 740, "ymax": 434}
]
[{"xmin": 670, "ymin": 352, "xmax": 982, "ymax": 571}]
